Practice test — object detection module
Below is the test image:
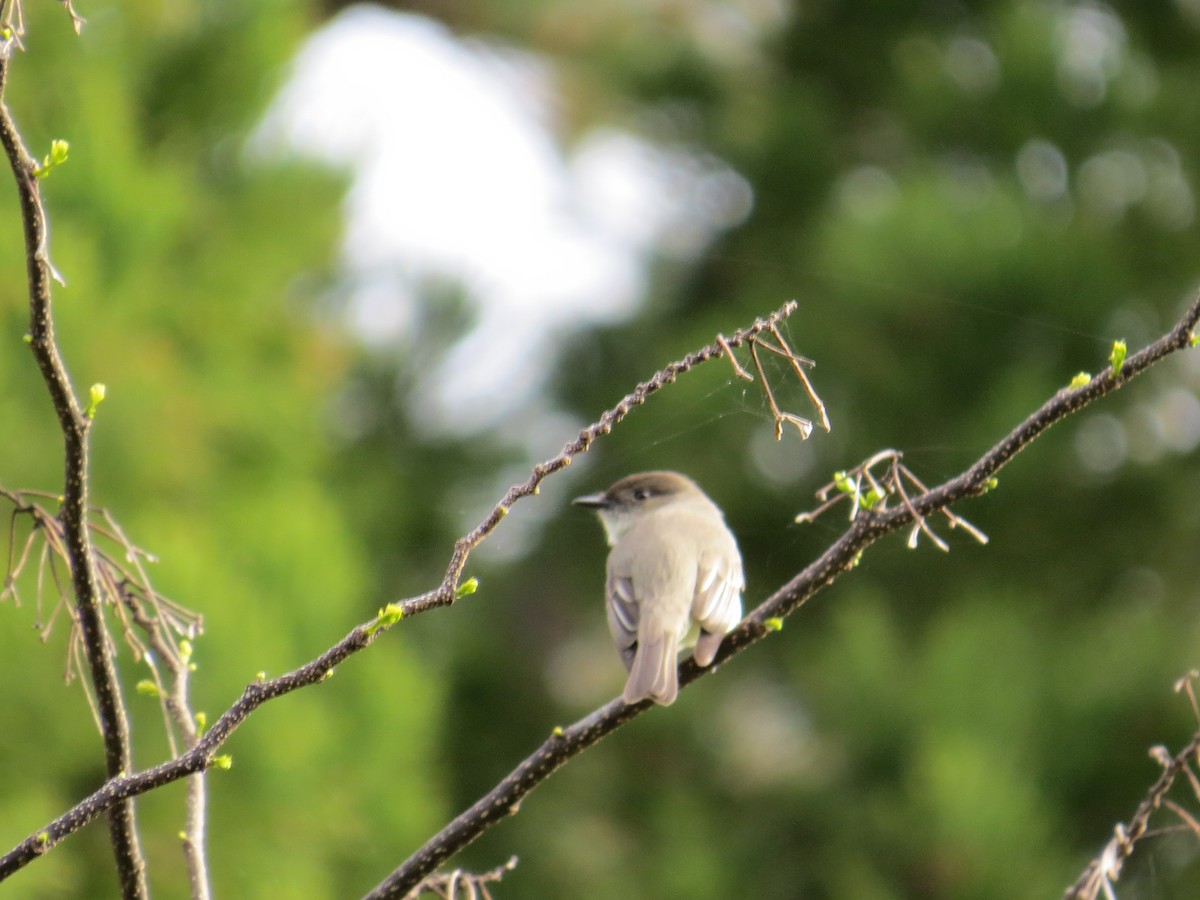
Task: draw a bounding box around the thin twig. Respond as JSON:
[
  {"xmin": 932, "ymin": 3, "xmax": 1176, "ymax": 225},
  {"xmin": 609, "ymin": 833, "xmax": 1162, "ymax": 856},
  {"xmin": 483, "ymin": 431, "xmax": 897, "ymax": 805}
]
[
  {"xmin": 796, "ymin": 449, "xmax": 988, "ymax": 551},
  {"xmin": 1, "ymin": 0, "xmax": 25, "ymax": 48},
  {"xmin": 404, "ymin": 856, "xmax": 518, "ymax": 899},
  {"xmin": 1063, "ymin": 671, "xmax": 1200, "ymax": 898},
  {"xmin": 1065, "ymin": 728, "xmax": 1200, "ymax": 899},
  {"xmin": 1163, "ymin": 798, "xmax": 1200, "ymax": 841},
  {"xmin": 1176, "ymin": 670, "xmax": 1200, "ymax": 724},
  {"xmin": 1, "ymin": 489, "xmax": 209, "ymax": 897},
  {"xmin": 717, "ymin": 334, "xmax": 754, "ymax": 381},
  {"xmin": 115, "ymin": 573, "xmax": 209, "ymax": 900},
  {"xmin": 749, "ymin": 338, "xmax": 813, "ymax": 440},
  {"xmin": 765, "ymin": 322, "xmax": 830, "ymax": 432}
]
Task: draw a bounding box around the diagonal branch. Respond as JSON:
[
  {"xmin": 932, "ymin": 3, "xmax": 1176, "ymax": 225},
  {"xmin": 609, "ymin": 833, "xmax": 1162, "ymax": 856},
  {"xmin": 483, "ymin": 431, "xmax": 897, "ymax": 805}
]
[
  {"xmin": 360, "ymin": 292, "xmax": 1200, "ymax": 898},
  {"xmin": 0, "ymin": 55, "xmax": 147, "ymax": 899}
]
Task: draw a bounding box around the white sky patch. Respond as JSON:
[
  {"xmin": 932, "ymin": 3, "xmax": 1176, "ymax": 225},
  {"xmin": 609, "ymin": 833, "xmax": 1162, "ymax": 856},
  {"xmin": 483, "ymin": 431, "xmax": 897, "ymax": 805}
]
[{"xmin": 254, "ymin": 5, "xmax": 753, "ymax": 438}]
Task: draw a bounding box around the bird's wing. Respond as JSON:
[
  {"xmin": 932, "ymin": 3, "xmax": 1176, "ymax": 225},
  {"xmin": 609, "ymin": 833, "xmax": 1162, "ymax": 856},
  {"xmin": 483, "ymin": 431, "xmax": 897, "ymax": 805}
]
[
  {"xmin": 691, "ymin": 541, "xmax": 744, "ymax": 666},
  {"xmin": 605, "ymin": 572, "xmax": 639, "ymax": 672}
]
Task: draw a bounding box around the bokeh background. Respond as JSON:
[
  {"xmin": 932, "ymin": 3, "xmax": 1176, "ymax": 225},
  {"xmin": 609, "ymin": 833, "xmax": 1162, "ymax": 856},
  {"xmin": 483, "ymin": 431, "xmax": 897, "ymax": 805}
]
[{"xmin": 3, "ymin": 1, "xmax": 1200, "ymax": 897}]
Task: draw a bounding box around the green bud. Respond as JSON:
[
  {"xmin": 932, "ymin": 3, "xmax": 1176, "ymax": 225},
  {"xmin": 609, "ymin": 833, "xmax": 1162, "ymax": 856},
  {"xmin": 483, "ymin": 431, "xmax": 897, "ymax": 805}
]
[
  {"xmin": 84, "ymin": 383, "xmax": 106, "ymax": 419},
  {"xmin": 33, "ymin": 139, "xmax": 70, "ymax": 179},
  {"xmin": 1069, "ymin": 372, "xmax": 1091, "ymax": 388},
  {"xmin": 1109, "ymin": 339, "xmax": 1127, "ymax": 374},
  {"xmin": 366, "ymin": 603, "xmax": 404, "ymax": 636}
]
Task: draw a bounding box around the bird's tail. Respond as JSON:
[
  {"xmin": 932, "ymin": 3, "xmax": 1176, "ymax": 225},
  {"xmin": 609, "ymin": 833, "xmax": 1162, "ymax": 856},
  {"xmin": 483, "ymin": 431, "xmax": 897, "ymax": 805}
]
[{"xmin": 624, "ymin": 632, "xmax": 680, "ymax": 706}]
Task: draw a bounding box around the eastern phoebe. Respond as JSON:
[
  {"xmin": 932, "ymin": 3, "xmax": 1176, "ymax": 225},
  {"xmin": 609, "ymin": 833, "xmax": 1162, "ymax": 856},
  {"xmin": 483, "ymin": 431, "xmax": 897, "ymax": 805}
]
[{"xmin": 574, "ymin": 471, "xmax": 744, "ymax": 706}]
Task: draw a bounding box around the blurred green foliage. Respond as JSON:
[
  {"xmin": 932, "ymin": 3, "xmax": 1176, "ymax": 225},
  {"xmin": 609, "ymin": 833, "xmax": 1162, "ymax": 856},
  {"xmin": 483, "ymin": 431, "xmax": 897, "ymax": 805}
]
[{"xmin": 3, "ymin": 1, "xmax": 1200, "ymax": 899}]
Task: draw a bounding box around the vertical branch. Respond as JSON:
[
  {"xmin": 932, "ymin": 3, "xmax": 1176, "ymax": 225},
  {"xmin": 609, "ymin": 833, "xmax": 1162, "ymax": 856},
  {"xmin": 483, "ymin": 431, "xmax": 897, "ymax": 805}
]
[
  {"xmin": 104, "ymin": 510, "xmax": 209, "ymax": 900},
  {"xmin": 0, "ymin": 54, "xmax": 148, "ymax": 899}
]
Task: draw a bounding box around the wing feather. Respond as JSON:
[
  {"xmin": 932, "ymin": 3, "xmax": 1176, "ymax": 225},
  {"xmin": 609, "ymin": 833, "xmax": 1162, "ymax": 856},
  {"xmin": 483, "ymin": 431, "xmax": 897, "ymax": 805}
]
[
  {"xmin": 606, "ymin": 574, "xmax": 639, "ymax": 671},
  {"xmin": 692, "ymin": 549, "xmax": 744, "ymax": 667}
]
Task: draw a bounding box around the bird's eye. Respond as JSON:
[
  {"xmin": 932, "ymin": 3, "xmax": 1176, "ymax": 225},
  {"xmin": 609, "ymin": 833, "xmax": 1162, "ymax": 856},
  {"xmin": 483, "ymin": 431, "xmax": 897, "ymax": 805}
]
[{"xmin": 632, "ymin": 487, "xmax": 653, "ymax": 501}]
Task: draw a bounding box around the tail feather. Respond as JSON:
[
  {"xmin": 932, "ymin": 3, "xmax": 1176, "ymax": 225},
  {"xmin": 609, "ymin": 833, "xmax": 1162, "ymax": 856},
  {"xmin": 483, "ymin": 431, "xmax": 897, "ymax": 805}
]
[
  {"xmin": 624, "ymin": 633, "xmax": 680, "ymax": 705},
  {"xmin": 693, "ymin": 629, "xmax": 724, "ymax": 668}
]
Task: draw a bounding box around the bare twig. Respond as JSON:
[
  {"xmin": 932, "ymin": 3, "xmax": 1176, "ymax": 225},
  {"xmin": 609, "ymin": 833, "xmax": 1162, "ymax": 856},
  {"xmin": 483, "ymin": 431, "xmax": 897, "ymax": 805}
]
[
  {"xmin": 796, "ymin": 450, "xmax": 988, "ymax": 551},
  {"xmin": 717, "ymin": 333, "xmax": 754, "ymax": 382},
  {"xmin": 58, "ymin": 0, "xmax": 85, "ymax": 35},
  {"xmin": 1163, "ymin": 798, "xmax": 1200, "ymax": 841},
  {"xmin": 0, "ymin": 0, "xmax": 25, "ymax": 49},
  {"xmin": 111, "ymin": 558, "xmax": 208, "ymax": 900},
  {"xmin": 404, "ymin": 856, "xmax": 518, "ymax": 899},
  {"xmin": 763, "ymin": 321, "xmax": 830, "ymax": 432},
  {"xmin": 1, "ymin": 488, "xmax": 209, "ymax": 896},
  {"xmin": 0, "ymin": 57, "xmax": 147, "ymax": 898},
  {"xmin": 0, "ymin": 0, "xmax": 81, "ymax": 44},
  {"xmin": 1064, "ymin": 671, "xmax": 1200, "ymax": 898},
  {"xmin": 1176, "ymin": 669, "xmax": 1200, "ymax": 724},
  {"xmin": 719, "ymin": 313, "xmax": 829, "ymax": 437},
  {"xmin": 749, "ymin": 340, "xmax": 811, "ymax": 439},
  {"xmin": 1065, "ymin": 728, "xmax": 1200, "ymax": 899},
  {"xmin": 746, "ymin": 327, "xmax": 826, "ymax": 441}
]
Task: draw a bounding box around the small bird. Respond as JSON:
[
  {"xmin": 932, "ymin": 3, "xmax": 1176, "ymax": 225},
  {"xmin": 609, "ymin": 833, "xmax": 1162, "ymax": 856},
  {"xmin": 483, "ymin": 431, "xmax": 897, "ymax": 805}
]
[{"xmin": 574, "ymin": 471, "xmax": 744, "ymax": 706}]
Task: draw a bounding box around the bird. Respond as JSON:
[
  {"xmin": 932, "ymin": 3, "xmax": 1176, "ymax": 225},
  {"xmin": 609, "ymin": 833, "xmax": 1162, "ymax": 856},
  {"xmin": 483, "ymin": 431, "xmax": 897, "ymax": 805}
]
[{"xmin": 573, "ymin": 471, "xmax": 744, "ymax": 705}]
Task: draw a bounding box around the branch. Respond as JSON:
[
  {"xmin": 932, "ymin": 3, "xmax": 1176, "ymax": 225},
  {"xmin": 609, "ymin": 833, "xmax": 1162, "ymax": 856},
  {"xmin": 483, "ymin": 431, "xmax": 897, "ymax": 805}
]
[
  {"xmin": 1065, "ymin": 727, "xmax": 1200, "ymax": 899},
  {"xmin": 1064, "ymin": 673, "xmax": 1200, "ymax": 898},
  {"xmin": 96, "ymin": 510, "xmax": 209, "ymax": 898},
  {"xmin": 0, "ymin": 54, "xmax": 148, "ymax": 899},
  {"xmin": 361, "ymin": 292, "xmax": 1200, "ymax": 898},
  {"xmin": 404, "ymin": 856, "xmax": 518, "ymax": 899},
  {"xmin": 0, "ymin": 301, "xmax": 807, "ymax": 881}
]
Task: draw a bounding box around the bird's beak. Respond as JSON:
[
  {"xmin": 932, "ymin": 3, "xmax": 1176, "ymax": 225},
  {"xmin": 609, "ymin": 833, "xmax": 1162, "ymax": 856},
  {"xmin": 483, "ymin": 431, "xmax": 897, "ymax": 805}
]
[{"xmin": 572, "ymin": 491, "xmax": 609, "ymax": 509}]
